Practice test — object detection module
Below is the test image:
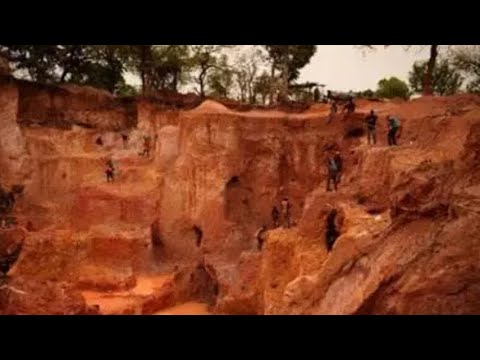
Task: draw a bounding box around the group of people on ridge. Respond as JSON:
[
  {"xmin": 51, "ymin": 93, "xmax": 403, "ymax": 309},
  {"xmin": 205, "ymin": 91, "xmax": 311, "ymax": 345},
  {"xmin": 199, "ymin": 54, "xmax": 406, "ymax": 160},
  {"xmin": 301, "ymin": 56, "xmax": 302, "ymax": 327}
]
[{"xmin": 255, "ymin": 98, "xmax": 404, "ymax": 254}]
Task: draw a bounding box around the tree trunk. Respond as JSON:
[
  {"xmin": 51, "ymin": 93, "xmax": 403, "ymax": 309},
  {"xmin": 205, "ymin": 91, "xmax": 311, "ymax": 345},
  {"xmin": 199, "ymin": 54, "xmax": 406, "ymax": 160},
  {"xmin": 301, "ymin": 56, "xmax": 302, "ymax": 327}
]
[
  {"xmin": 279, "ymin": 54, "xmax": 289, "ymax": 103},
  {"xmin": 423, "ymin": 45, "xmax": 439, "ymax": 96},
  {"xmin": 269, "ymin": 61, "xmax": 276, "ymax": 105}
]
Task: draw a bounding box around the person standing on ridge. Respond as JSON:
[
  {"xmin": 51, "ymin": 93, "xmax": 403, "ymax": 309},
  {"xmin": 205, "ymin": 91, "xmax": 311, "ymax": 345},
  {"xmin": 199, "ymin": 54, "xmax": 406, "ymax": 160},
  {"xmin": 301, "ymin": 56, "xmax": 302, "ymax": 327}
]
[
  {"xmin": 365, "ymin": 110, "xmax": 378, "ymax": 145},
  {"xmin": 387, "ymin": 115, "xmax": 401, "ymax": 146}
]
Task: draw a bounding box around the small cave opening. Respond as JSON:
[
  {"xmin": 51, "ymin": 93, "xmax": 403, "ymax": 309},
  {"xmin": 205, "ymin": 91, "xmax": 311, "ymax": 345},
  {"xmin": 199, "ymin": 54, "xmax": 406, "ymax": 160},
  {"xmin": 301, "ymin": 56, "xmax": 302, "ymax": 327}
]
[
  {"xmin": 226, "ymin": 176, "xmax": 241, "ymax": 187},
  {"xmin": 193, "ymin": 226, "xmax": 203, "ymax": 248},
  {"xmin": 345, "ymin": 127, "xmax": 365, "ymax": 139},
  {"xmin": 224, "ymin": 175, "xmax": 253, "ymax": 224}
]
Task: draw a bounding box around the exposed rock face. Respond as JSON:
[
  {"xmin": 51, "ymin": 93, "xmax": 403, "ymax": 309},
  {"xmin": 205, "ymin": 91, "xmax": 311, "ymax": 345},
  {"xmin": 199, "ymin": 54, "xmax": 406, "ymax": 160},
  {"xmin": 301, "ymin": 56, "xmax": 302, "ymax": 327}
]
[{"xmin": 1, "ymin": 76, "xmax": 479, "ymax": 314}]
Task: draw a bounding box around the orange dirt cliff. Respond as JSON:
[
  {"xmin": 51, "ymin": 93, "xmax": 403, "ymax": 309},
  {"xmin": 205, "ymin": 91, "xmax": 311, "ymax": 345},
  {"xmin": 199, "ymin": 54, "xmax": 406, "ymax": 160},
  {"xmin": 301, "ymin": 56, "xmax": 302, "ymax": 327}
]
[{"xmin": 1, "ymin": 75, "xmax": 480, "ymax": 315}]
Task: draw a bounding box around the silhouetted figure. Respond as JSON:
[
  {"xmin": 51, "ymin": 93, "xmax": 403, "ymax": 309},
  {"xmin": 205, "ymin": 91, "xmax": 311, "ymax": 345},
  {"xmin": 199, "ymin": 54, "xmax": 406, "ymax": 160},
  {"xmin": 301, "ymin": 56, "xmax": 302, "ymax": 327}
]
[
  {"xmin": 387, "ymin": 115, "xmax": 401, "ymax": 146},
  {"xmin": 327, "ymin": 101, "xmax": 338, "ymax": 124},
  {"xmin": 365, "ymin": 110, "xmax": 378, "ymax": 145},
  {"xmin": 255, "ymin": 225, "xmax": 267, "ymax": 251},
  {"xmin": 0, "ymin": 185, "xmax": 22, "ymax": 228},
  {"xmin": 343, "ymin": 98, "xmax": 356, "ymax": 114},
  {"xmin": 96, "ymin": 136, "xmax": 104, "ymax": 146},
  {"xmin": 105, "ymin": 159, "xmax": 115, "ymax": 183},
  {"xmin": 121, "ymin": 133, "xmax": 129, "ymax": 149},
  {"xmin": 140, "ymin": 136, "xmax": 152, "ymax": 157},
  {"xmin": 281, "ymin": 198, "xmax": 292, "ymax": 229},
  {"xmin": 313, "ymin": 87, "xmax": 320, "ymax": 102},
  {"xmin": 325, "ymin": 209, "xmax": 339, "ymax": 252},
  {"xmin": 0, "ymin": 243, "xmax": 22, "ymax": 277},
  {"xmin": 271, "ymin": 206, "xmax": 280, "ymax": 228},
  {"xmin": 193, "ymin": 226, "xmax": 203, "ymax": 248},
  {"xmin": 326, "ymin": 155, "xmax": 339, "ymax": 192},
  {"xmin": 333, "ymin": 151, "xmax": 343, "ymax": 185}
]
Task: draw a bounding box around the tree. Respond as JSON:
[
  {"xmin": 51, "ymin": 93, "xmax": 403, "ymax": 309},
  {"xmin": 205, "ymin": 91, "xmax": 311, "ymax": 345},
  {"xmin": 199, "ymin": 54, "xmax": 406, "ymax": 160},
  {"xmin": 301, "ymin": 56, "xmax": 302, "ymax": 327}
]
[
  {"xmin": 376, "ymin": 77, "xmax": 410, "ymax": 100},
  {"xmin": 189, "ymin": 45, "xmax": 230, "ymax": 97},
  {"xmin": 0, "ymin": 45, "xmax": 128, "ymax": 93},
  {"xmin": 409, "ymin": 59, "xmax": 463, "ymax": 95},
  {"xmin": 254, "ymin": 71, "xmax": 272, "ymax": 105},
  {"xmin": 208, "ymin": 55, "xmax": 234, "ymax": 99},
  {"xmin": 233, "ymin": 47, "xmax": 266, "ymax": 103},
  {"xmin": 452, "ymin": 46, "xmax": 480, "ymax": 94},
  {"xmin": 264, "ymin": 45, "xmax": 317, "ymax": 102},
  {"xmin": 362, "ymin": 45, "xmax": 440, "ymax": 95}
]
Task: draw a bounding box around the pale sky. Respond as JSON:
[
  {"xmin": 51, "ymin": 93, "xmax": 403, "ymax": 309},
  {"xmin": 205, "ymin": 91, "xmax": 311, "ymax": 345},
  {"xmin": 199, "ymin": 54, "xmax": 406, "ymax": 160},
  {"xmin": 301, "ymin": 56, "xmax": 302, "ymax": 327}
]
[
  {"xmin": 299, "ymin": 45, "xmax": 431, "ymax": 92},
  {"xmin": 126, "ymin": 45, "xmax": 434, "ymax": 93}
]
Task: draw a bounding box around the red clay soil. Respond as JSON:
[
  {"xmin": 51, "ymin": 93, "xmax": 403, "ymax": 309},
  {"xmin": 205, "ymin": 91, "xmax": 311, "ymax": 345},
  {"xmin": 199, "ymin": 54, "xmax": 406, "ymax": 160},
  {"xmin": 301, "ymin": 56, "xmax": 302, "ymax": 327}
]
[{"xmin": 1, "ymin": 77, "xmax": 480, "ymax": 315}]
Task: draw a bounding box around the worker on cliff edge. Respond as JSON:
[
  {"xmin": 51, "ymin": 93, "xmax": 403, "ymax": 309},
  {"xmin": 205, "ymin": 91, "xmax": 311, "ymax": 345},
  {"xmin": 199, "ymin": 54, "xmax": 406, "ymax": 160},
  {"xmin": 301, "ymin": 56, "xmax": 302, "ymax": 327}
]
[
  {"xmin": 325, "ymin": 209, "xmax": 340, "ymax": 252},
  {"xmin": 121, "ymin": 133, "xmax": 129, "ymax": 149},
  {"xmin": 271, "ymin": 206, "xmax": 280, "ymax": 228},
  {"xmin": 326, "ymin": 154, "xmax": 340, "ymax": 192},
  {"xmin": 140, "ymin": 136, "xmax": 152, "ymax": 157},
  {"xmin": 333, "ymin": 151, "xmax": 343, "ymax": 185},
  {"xmin": 327, "ymin": 101, "xmax": 338, "ymax": 124},
  {"xmin": 280, "ymin": 198, "xmax": 292, "ymax": 229},
  {"xmin": 105, "ymin": 159, "xmax": 115, "ymax": 183},
  {"xmin": 387, "ymin": 115, "xmax": 402, "ymax": 146},
  {"xmin": 365, "ymin": 110, "xmax": 378, "ymax": 145},
  {"xmin": 343, "ymin": 97, "xmax": 356, "ymax": 115}
]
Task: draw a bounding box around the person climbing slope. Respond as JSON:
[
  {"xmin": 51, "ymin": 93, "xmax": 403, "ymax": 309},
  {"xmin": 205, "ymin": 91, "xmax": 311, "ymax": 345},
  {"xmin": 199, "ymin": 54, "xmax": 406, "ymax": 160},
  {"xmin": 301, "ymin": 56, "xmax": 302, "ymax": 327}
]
[
  {"xmin": 325, "ymin": 209, "xmax": 340, "ymax": 252},
  {"xmin": 365, "ymin": 110, "xmax": 378, "ymax": 145},
  {"xmin": 326, "ymin": 154, "xmax": 339, "ymax": 192},
  {"xmin": 333, "ymin": 151, "xmax": 343, "ymax": 185}
]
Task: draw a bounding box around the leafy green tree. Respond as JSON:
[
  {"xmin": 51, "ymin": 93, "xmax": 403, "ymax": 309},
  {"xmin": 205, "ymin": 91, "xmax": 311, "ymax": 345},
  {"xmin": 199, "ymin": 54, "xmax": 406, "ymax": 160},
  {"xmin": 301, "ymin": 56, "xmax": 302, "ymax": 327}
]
[
  {"xmin": 233, "ymin": 48, "xmax": 265, "ymax": 103},
  {"xmin": 208, "ymin": 55, "xmax": 234, "ymax": 98},
  {"xmin": 362, "ymin": 45, "xmax": 440, "ymax": 95},
  {"xmin": 409, "ymin": 59, "xmax": 463, "ymax": 95},
  {"xmin": 189, "ymin": 45, "xmax": 231, "ymax": 97},
  {"xmin": 452, "ymin": 46, "xmax": 480, "ymax": 94},
  {"xmin": 264, "ymin": 45, "xmax": 317, "ymax": 102},
  {"xmin": 0, "ymin": 45, "xmax": 128, "ymax": 93},
  {"xmin": 254, "ymin": 71, "xmax": 272, "ymax": 105},
  {"xmin": 376, "ymin": 77, "xmax": 410, "ymax": 99}
]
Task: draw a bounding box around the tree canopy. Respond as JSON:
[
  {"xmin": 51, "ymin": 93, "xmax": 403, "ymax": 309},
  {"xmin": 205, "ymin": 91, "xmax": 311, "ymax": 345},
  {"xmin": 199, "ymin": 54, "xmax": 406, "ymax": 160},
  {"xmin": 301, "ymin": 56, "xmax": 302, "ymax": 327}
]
[
  {"xmin": 376, "ymin": 77, "xmax": 410, "ymax": 99},
  {"xmin": 409, "ymin": 59, "xmax": 463, "ymax": 96}
]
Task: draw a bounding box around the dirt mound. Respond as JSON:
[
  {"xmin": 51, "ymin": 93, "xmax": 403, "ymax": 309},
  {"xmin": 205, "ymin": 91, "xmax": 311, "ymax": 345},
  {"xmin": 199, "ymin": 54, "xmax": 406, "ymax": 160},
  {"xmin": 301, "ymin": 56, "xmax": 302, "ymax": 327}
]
[{"xmin": 191, "ymin": 99, "xmax": 233, "ymax": 114}]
